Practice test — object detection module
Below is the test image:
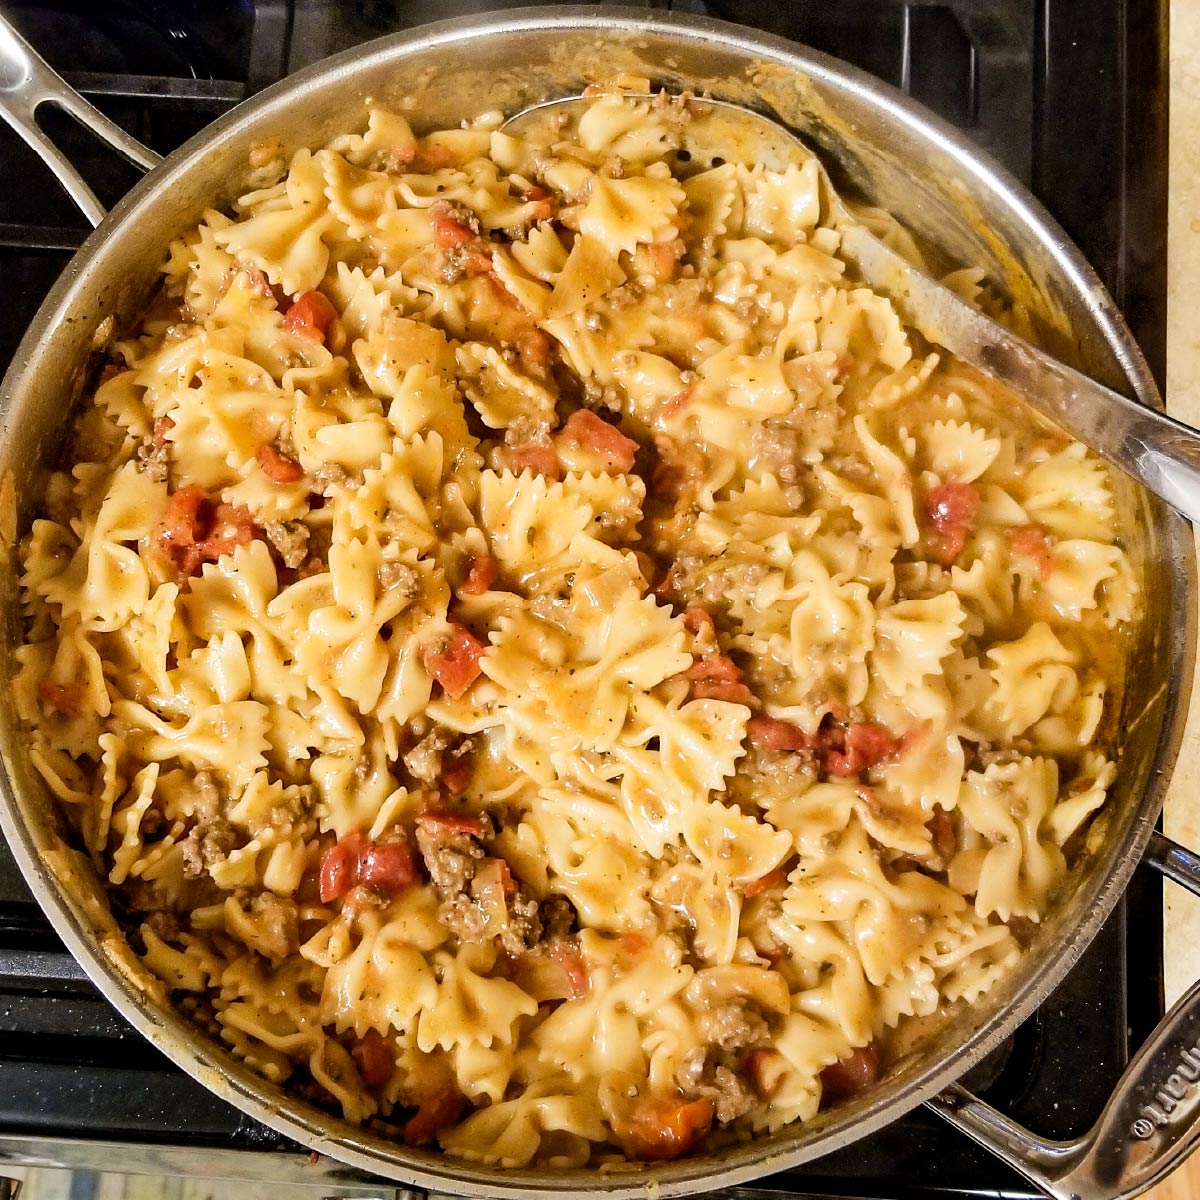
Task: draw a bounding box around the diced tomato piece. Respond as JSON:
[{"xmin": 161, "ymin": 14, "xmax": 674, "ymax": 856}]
[
  {"xmin": 820, "ymin": 1043, "xmax": 881, "ymax": 1100},
  {"xmin": 746, "ymin": 715, "xmax": 810, "ymax": 752},
  {"xmin": 491, "ymin": 856, "xmax": 518, "ymax": 900},
  {"xmin": 619, "ymin": 931, "xmax": 649, "ymax": 959},
  {"xmin": 682, "ymin": 606, "xmax": 715, "ymax": 636},
  {"xmin": 463, "ymin": 248, "xmax": 496, "ymax": 276},
  {"xmin": 256, "ymin": 442, "xmax": 305, "ymax": 484},
  {"xmin": 822, "ymin": 722, "xmax": 900, "ymax": 777},
  {"xmin": 511, "ymin": 947, "xmax": 578, "ymax": 1002},
  {"xmin": 758, "ymin": 940, "xmax": 789, "ymax": 965},
  {"xmin": 557, "ymin": 409, "xmax": 639, "ymax": 474},
  {"xmin": 924, "ymin": 481, "xmax": 980, "ymax": 565},
  {"xmin": 158, "ymin": 487, "xmax": 259, "ymax": 577},
  {"xmin": 849, "ymin": 722, "xmax": 900, "ymax": 768},
  {"xmin": 432, "ymin": 213, "xmax": 475, "ymax": 250},
  {"xmin": 151, "ymin": 416, "xmax": 174, "ymax": 449},
  {"xmin": 440, "ymin": 751, "xmax": 474, "ymax": 797},
  {"xmin": 685, "ymin": 652, "xmax": 756, "ymax": 705},
  {"xmin": 661, "ymin": 387, "xmax": 693, "ymax": 420},
  {"xmin": 746, "ymin": 1047, "xmax": 786, "ymax": 1100},
  {"xmin": 516, "ymin": 328, "xmax": 553, "ymax": 376},
  {"xmin": 550, "ymin": 941, "xmax": 590, "ymax": 999},
  {"xmin": 527, "ymin": 199, "xmax": 555, "ymax": 222},
  {"xmin": 320, "ymin": 832, "xmax": 418, "ymax": 901},
  {"xmin": 351, "ymin": 1028, "xmax": 395, "ymax": 1087},
  {"xmin": 415, "ymin": 140, "xmax": 456, "ymax": 170},
  {"xmin": 283, "ymin": 290, "xmax": 338, "ymax": 344},
  {"xmin": 693, "ymin": 680, "xmax": 756, "ymax": 703},
  {"xmin": 684, "ymin": 653, "xmax": 741, "ymax": 683},
  {"xmin": 458, "ymin": 554, "xmax": 497, "ymax": 596},
  {"xmin": 403, "ymin": 1084, "xmax": 464, "ymax": 1147},
  {"xmin": 497, "ymin": 443, "xmax": 562, "ymax": 480},
  {"xmin": 157, "ymin": 486, "xmax": 207, "ymax": 576},
  {"xmin": 792, "ymin": 351, "xmax": 854, "ymax": 384},
  {"xmin": 617, "ymin": 1097, "xmax": 714, "ymax": 1161},
  {"xmin": 421, "ymin": 623, "xmax": 485, "ymax": 699},
  {"xmin": 158, "ymin": 484, "xmax": 207, "ymax": 551},
  {"xmin": 357, "ymin": 840, "xmax": 418, "ymax": 894},
  {"xmin": 381, "ymin": 143, "xmax": 418, "ymax": 169},
  {"xmin": 319, "ymin": 832, "xmax": 365, "ymax": 903},
  {"xmin": 641, "ymin": 239, "xmax": 681, "ymax": 282},
  {"xmin": 245, "ymin": 268, "xmax": 273, "ymax": 299},
  {"xmin": 37, "ymin": 680, "xmax": 87, "ymax": 716},
  {"xmin": 204, "ymin": 503, "xmax": 256, "ymax": 560},
  {"xmin": 479, "ymin": 273, "xmax": 524, "ymax": 314},
  {"xmin": 1009, "ymin": 523, "xmax": 1054, "ymax": 579},
  {"xmin": 744, "ymin": 867, "xmax": 788, "ymax": 898},
  {"xmin": 415, "ymin": 810, "xmax": 485, "ymax": 838}
]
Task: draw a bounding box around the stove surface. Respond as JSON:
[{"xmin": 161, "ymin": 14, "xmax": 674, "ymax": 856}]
[{"xmin": 0, "ymin": 1, "xmax": 1169, "ymax": 1196}]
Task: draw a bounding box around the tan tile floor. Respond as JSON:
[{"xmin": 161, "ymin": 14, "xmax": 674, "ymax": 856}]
[
  {"xmin": 1146, "ymin": 0, "xmax": 1200, "ymax": 1195},
  {"xmin": 0, "ymin": 1171, "xmax": 270, "ymax": 1199},
  {"xmin": 1163, "ymin": 0, "xmax": 1200, "ymax": 1015}
]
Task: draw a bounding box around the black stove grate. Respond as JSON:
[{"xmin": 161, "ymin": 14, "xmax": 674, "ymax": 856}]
[{"xmin": 0, "ymin": 0, "xmax": 1167, "ymax": 1195}]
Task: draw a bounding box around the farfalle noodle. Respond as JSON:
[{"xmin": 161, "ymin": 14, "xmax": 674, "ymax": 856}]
[{"xmin": 16, "ymin": 81, "xmax": 1135, "ymax": 1167}]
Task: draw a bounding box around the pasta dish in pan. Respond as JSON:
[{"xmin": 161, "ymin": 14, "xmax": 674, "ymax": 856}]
[{"xmin": 15, "ymin": 83, "xmax": 1134, "ymax": 1165}]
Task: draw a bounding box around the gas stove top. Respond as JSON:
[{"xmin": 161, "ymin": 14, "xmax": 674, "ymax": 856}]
[{"xmin": 0, "ymin": 1, "xmax": 1169, "ymax": 1196}]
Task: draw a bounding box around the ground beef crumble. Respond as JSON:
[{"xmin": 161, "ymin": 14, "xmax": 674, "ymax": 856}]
[
  {"xmin": 674, "ymin": 1000, "xmax": 770, "ymax": 1123},
  {"xmin": 696, "ymin": 1001, "xmax": 772, "ymax": 1053},
  {"xmin": 180, "ymin": 770, "xmax": 236, "ymax": 878},
  {"xmin": 749, "ymin": 424, "xmax": 812, "ymax": 488},
  {"xmin": 540, "ymin": 894, "xmax": 576, "ymax": 941},
  {"xmin": 439, "ymin": 890, "xmax": 542, "ymax": 957},
  {"xmin": 415, "ymin": 819, "xmax": 490, "ymax": 897},
  {"xmin": 378, "ymin": 561, "xmax": 420, "ymax": 597},
  {"xmin": 676, "ymin": 1054, "xmax": 757, "ymax": 1124},
  {"xmin": 135, "ymin": 437, "xmax": 169, "ymax": 483},
  {"xmin": 143, "ymin": 909, "xmax": 181, "ymax": 941},
  {"xmin": 499, "ymin": 897, "xmax": 542, "ymax": 957},
  {"xmin": 181, "ymin": 817, "xmax": 236, "ymax": 879},
  {"xmin": 263, "ymin": 519, "xmax": 309, "ymax": 569},
  {"xmin": 403, "ymin": 727, "xmax": 454, "ymax": 785},
  {"xmin": 117, "ymin": 879, "xmax": 181, "ymax": 920},
  {"xmin": 312, "ymin": 462, "xmax": 354, "ymax": 495},
  {"xmin": 415, "ymin": 814, "xmax": 550, "ymax": 955},
  {"xmin": 503, "ymin": 412, "xmax": 554, "ymax": 448}
]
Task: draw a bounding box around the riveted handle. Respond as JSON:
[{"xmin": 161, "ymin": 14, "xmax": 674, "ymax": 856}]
[
  {"xmin": 927, "ymin": 832, "xmax": 1200, "ymax": 1200},
  {"xmin": 0, "ymin": 10, "xmax": 160, "ymax": 227}
]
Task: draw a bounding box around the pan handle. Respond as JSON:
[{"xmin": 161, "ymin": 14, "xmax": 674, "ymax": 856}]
[
  {"xmin": 926, "ymin": 830, "xmax": 1200, "ymax": 1200},
  {"xmin": 0, "ymin": 10, "xmax": 160, "ymax": 228}
]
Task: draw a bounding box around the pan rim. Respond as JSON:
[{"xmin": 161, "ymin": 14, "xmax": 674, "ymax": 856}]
[{"xmin": 0, "ymin": 7, "xmax": 1191, "ymax": 1196}]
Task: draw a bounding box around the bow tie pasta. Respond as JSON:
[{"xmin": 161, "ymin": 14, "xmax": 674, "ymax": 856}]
[{"xmin": 16, "ymin": 82, "xmax": 1135, "ymax": 1168}]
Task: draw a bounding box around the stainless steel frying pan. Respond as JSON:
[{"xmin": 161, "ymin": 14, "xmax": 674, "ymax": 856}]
[{"xmin": 0, "ymin": 8, "xmax": 1198, "ymax": 1199}]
